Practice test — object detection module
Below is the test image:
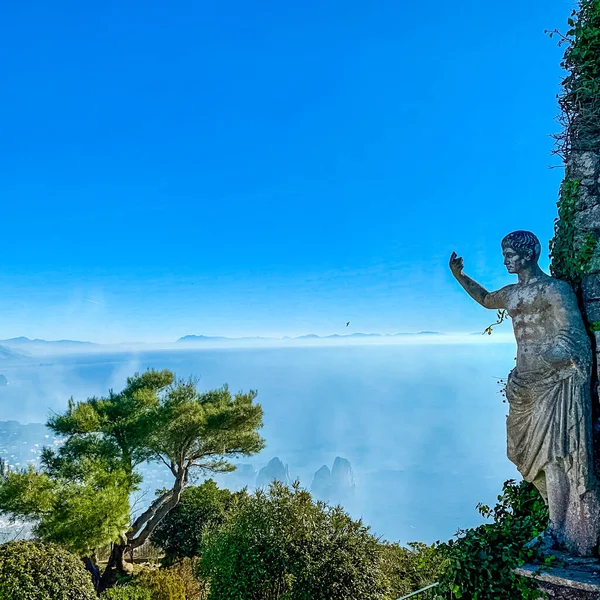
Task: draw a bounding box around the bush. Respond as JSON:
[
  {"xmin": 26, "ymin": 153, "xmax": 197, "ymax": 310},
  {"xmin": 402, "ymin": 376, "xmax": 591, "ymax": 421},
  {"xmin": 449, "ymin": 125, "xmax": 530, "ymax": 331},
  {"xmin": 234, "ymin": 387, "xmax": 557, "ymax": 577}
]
[
  {"xmin": 101, "ymin": 567, "xmax": 187, "ymax": 600},
  {"xmin": 150, "ymin": 479, "xmax": 236, "ymax": 564},
  {"xmin": 0, "ymin": 540, "xmax": 96, "ymax": 599},
  {"xmin": 380, "ymin": 541, "xmax": 447, "ymax": 598},
  {"xmin": 438, "ymin": 479, "xmax": 550, "ymax": 599},
  {"xmin": 199, "ymin": 481, "xmax": 389, "ymax": 600},
  {"xmin": 168, "ymin": 559, "xmax": 208, "ymax": 600},
  {"xmin": 101, "ymin": 587, "xmax": 152, "ymax": 600}
]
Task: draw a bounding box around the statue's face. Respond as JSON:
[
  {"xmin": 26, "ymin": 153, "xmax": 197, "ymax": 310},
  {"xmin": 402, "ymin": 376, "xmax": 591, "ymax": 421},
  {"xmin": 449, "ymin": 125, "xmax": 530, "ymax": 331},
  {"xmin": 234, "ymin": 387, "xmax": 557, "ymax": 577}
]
[{"xmin": 503, "ymin": 246, "xmax": 531, "ymax": 274}]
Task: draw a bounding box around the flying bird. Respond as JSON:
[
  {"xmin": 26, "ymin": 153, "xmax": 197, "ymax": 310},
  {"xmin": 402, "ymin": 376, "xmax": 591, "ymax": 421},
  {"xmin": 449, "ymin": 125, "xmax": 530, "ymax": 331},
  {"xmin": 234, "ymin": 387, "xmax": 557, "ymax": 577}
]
[{"xmin": 346, "ymin": 322, "xmax": 350, "ymax": 327}]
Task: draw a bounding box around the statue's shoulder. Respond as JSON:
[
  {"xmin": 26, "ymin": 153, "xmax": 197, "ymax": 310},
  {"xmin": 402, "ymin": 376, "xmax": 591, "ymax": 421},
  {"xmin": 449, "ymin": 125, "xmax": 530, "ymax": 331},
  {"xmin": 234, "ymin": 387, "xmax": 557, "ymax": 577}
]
[
  {"xmin": 544, "ymin": 275, "xmax": 578, "ymax": 301},
  {"xmin": 546, "ymin": 275, "xmax": 574, "ymax": 292}
]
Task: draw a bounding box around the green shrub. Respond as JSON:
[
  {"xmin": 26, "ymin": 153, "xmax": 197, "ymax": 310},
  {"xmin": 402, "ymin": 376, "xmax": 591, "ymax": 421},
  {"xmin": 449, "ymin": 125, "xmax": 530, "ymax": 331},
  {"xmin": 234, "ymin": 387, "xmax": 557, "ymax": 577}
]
[
  {"xmin": 0, "ymin": 540, "xmax": 96, "ymax": 599},
  {"xmin": 101, "ymin": 587, "xmax": 152, "ymax": 600},
  {"xmin": 136, "ymin": 568, "xmax": 185, "ymax": 600},
  {"xmin": 150, "ymin": 479, "xmax": 236, "ymax": 564},
  {"xmin": 168, "ymin": 559, "xmax": 208, "ymax": 600},
  {"xmin": 438, "ymin": 479, "xmax": 549, "ymax": 599},
  {"xmin": 199, "ymin": 481, "xmax": 389, "ymax": 600},
  {"xmin": 101, "ymin": 567, "xmax": 186, "ymax": 600},
  {"xmin": 380, "ymin": 541, "xmax": 447, "ymax": 598}
]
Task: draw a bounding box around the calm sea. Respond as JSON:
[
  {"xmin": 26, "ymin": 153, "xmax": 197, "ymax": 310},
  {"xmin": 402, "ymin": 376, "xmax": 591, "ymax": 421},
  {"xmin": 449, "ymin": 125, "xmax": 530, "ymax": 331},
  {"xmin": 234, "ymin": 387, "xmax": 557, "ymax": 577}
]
[{"xmin": 0, "ymin": 342, "xmax": 519, "ymax": 545}]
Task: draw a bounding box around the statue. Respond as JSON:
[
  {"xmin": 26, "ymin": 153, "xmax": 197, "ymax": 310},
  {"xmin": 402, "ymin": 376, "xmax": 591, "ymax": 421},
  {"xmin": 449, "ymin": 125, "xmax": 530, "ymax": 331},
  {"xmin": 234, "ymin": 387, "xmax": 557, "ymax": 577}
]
[{"xmin": 450, "ymin": 230, "xmax": 600, "ymax": 556}]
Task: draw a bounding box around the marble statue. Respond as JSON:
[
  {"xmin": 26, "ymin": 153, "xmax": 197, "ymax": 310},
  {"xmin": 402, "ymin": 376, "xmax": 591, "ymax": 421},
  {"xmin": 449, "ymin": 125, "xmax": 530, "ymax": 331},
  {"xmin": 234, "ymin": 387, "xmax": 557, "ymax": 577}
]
[{"xmin": 450, "ymin": 230, "xmax": 600, "ymax": 556}]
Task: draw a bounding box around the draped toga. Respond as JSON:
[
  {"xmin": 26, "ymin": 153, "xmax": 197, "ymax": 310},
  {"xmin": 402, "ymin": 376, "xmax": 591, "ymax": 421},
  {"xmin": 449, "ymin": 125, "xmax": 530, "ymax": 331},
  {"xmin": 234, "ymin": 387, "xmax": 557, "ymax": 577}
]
[{"xmin": 506, "ymin": 331, "xmax": 594, "ymax": 497}]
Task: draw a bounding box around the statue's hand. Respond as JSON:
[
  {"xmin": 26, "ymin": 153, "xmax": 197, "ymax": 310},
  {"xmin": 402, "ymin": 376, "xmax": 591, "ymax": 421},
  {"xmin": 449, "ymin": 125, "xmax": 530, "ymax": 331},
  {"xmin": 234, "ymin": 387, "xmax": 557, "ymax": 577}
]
[{"xmin": 449, "ymin": 252, "xmax": 464, "ymax": 277}]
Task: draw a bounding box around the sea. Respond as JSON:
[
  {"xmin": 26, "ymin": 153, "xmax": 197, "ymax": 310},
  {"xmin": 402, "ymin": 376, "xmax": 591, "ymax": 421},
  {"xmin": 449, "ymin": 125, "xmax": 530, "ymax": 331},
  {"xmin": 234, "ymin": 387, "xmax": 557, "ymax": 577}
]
[{"xmin": 0, "ymin": 340, "xmax": 519, "ymax": 546}]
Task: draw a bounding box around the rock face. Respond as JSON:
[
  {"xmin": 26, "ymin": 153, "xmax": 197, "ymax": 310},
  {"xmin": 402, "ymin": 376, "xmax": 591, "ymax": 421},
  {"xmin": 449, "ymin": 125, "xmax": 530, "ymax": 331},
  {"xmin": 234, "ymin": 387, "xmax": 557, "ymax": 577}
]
[
  {"xmin": 310, "ymin": 457, "xmax": 355, "ymax": 503},
  {"xmin": 331, "ymin": 457, "xmax": 355, "ymax": 491},
  {"xmin": 256, "ymin": 457, "xmax": 291, "ymax": 488},
  {"xmin": 311, "ymin": 465, "xmax": 331, "ymax": 501},
  {"xmin": 570, "ymin": 150, "xmax": 600, "ymax": 386}
]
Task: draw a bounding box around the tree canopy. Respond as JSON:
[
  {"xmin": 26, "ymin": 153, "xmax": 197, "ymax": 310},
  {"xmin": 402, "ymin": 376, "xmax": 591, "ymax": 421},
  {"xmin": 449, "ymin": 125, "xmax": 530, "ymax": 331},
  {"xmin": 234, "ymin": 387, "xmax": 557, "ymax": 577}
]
[{"xmin": 0, "ymin": 369, "xmax": 265, "ymax": 589}]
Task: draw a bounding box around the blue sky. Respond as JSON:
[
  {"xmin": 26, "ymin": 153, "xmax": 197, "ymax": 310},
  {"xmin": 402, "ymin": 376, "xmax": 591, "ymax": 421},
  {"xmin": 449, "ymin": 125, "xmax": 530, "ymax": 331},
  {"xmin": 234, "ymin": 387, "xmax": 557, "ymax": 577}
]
[{"xmin": 0, "ymin": 0, "xmax": 573, "ymax": 343}]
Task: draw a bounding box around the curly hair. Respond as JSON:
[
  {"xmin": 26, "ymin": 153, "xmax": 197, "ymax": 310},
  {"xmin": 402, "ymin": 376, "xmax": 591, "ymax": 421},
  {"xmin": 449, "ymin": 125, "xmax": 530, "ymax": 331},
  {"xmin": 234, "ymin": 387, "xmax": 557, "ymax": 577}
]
[{"xmin": 501, "ymin": 230, "xmax": 541, "ymax": 262}]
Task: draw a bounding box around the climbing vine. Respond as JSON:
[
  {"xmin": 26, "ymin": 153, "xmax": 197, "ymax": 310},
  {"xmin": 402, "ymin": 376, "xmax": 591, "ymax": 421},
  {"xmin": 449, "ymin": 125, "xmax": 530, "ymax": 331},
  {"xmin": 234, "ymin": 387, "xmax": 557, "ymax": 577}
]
[
  {"xmin": 549, "ymin": 1, "xmax": 600, "ymax": 282},
  {"xmin": 549, "ymin": 0, "xmax": 600, "ymax": 160},
  {"xmin": 483, "ymin": 310, "xmax": 510, "ymax": 336},
  {"xmin": 549, "ymin": 179, "xmax": 598, "ymax": 283}
]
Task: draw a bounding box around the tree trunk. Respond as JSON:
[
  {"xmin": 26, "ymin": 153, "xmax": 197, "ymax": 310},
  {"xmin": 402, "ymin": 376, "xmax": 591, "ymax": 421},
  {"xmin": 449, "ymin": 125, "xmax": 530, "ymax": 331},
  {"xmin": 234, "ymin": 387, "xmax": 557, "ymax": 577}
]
[
  {"xmin": 98, "ymin": 472, "xmax": 187, "ymax": 592},
  {"xmin": 99, "ymin": 537, "xmax": 134, "ymax": 593},
  {"xmin": 83, "ymin": 555, "xmax": 101, "ymax": 593}
]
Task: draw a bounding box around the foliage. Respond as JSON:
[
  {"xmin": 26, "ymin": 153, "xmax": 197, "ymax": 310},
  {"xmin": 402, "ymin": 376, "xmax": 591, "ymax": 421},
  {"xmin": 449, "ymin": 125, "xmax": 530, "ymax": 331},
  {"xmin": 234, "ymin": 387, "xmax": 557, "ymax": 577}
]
[
  {"xmin": 483, "ymin": 310, "xmax": 510, "ymax": 336},
  {"xmin": 437, "ymin": 479, "xmax": 550, "ymax": 600},
  {"xmin": 0, "ymin": 462, "xmax": 130, "ymax": 555},
  {"xmin": 168, "ymin": 558, "xmax": 209, "ymax": 600},
  {"xmin": 134, "ymin": 568, "xmax": 187, "ymax": 600},
  {"xmin": 379, "ymin": 541, "xmax": 447, "ymax": 599},
  {"xmin": 0, "ymin": 369, "xmax": 265, "ymax": 590},
  {"xmin": 101, "ymin": 567, "xmax": 189, "ymax": 600},
  {"xmin": 151, "ymin": 479, "xmax": 237, "ymax": 564},
  {"xmin": 0, "ymin": 540, "xmax": 96, "ymax": 600},
  {"xmin": 198, "ymin": 481, "xmax": 389, "ymax": 600},
  {"xmin": 549, "ymin": 179, "xmax": 598, "ymax": 283},
  {"xmin": 551, "ymin": 0, "xmax": 600, "ymax": 159},
  {"xmin": 101, "ymin": 587, "xmax": 152, "ymax": 600},
  {"xmin": 549, "ymin": 1, "xmax": 600, "ymax": 281}
]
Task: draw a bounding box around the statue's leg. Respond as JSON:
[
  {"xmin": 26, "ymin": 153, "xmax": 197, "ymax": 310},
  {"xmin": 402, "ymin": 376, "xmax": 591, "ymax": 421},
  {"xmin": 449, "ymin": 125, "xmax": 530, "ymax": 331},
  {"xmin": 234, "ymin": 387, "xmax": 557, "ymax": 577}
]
[
  {"xmin": 532, "ymin": 471, "xmax": 548, "ymax": 504},
  {"xmin": 523, "ymin": 470, "xmax": 556, "ymax": 552},
  {"xmin": 544, "ymin": 462, "xmax": 569, "ymax": 547}
]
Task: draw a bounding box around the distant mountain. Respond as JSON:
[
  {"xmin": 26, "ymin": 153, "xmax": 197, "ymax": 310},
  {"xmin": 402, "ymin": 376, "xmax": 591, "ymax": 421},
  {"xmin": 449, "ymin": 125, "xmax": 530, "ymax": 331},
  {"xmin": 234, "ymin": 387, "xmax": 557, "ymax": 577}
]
[
  {"xmin": 0, "ymin": 337, "xmax": 96, "ymax": 347},
  {"xmin": 177, "ymin": 335, "xmax": 229, "ymax": 342},
  {"xmin": 176, "ymin": 331, "xmax": 444, "ymax": 343},
  {"xmin": 0, "ymin": 332, "xmax": 448, "ymax": 351}
]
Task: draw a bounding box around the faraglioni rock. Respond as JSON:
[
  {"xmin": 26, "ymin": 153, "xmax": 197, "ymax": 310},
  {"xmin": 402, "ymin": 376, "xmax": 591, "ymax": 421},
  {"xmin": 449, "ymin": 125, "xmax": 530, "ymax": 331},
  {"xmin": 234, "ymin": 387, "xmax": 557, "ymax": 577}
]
[
  {"xmin": 310, "ymin": 457, "xmax": 355, "ymax": 503},
  {"xmin": 450, "ymin": 230, "xmax": 600, "ymax": 556},
  {"xmin": 255, "ymin": 457, "xmax": 291, "ymax": 488},
  {"xmin": 311, "ymin": 465, "xmax": 331, "ymax": 501}
]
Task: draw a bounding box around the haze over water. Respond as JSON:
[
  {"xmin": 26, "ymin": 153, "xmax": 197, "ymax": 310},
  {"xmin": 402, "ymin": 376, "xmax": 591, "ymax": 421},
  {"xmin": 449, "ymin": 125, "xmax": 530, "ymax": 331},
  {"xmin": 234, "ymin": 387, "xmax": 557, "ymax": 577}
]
[{"xmin": 0, "ymin": 339, "xmax": 520, "ymax": 545}]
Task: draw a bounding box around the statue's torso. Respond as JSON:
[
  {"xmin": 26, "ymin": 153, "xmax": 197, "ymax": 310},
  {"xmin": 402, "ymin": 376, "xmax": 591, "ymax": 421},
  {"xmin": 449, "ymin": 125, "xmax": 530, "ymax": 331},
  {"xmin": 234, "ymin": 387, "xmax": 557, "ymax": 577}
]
[{"xmin": 503, "ymin": 276, "xmax": 589, "ymax": 374}]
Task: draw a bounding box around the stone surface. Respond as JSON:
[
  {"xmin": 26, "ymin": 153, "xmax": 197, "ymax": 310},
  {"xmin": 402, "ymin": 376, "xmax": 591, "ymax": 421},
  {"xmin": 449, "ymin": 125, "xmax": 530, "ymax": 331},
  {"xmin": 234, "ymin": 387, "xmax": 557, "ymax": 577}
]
[
  {"xmin": 310, "ymin": 457, "xmax": 355, "ymax": 503},
  {"xmin": 574, "ymin": 204, "xmax": 600, "ymax": 232},
  {"xmin": 450, "ymin": 230, "xmax": 600, "ymax": 556},
  {"xmin": 516, "ymin": 560, "xmax": 600, "ymax": 599},
  {"xmin": 310, "ymin": 465, "xmax": 331, "ymax": 501},
  {"xmin": 330, "ymin": 457, "xmax": 355, "ymax": 491},
  {"xmin": 255, "ymin": 457, "xmax": 291, "ymax": 488}
]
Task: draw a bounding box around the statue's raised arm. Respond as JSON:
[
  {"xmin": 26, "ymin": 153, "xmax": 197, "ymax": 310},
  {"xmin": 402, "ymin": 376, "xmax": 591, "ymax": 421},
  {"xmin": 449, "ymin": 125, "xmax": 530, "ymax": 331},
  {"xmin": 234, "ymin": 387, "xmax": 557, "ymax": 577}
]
[{"xmin": 449, "ymin": 251, "xmax": 509, "ymax": 310}]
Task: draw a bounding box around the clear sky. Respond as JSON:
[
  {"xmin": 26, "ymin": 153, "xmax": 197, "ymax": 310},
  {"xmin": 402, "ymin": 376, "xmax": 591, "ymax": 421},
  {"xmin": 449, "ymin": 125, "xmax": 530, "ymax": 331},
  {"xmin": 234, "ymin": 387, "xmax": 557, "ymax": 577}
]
[{"xmin": 0, "ymin": 0, "xmax": 574, "ymax": 343}]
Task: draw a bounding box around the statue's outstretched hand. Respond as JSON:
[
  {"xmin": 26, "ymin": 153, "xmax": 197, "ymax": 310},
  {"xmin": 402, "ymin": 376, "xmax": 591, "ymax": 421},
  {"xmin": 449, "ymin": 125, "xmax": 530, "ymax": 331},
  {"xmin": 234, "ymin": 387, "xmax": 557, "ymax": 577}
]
[{"xmin": 449, "ymin": 252, "xmax": 464, "ymax": 277}]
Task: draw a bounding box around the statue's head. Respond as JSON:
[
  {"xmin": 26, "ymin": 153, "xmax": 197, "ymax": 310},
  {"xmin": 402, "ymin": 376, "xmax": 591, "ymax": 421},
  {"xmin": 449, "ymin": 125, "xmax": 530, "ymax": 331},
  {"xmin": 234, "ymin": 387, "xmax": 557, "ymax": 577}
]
[{"xmin": 501, "ymin": 230, "xmax": 541, "ymax": 274}]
